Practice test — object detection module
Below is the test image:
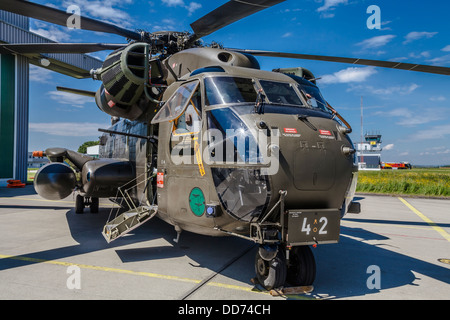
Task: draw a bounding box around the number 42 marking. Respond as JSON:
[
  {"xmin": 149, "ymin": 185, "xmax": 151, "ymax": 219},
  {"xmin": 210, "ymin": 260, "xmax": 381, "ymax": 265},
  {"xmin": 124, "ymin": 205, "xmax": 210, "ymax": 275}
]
[{"xmin": 301, "ymin": 217, "xmax": 328, "ymax": 235}]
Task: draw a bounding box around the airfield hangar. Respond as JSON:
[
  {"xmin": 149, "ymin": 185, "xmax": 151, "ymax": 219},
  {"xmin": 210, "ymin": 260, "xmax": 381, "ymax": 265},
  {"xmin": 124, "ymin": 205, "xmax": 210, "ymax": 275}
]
[{"xmin": 0, "ymin": 11, "xmax": 102, "ymax": 185}]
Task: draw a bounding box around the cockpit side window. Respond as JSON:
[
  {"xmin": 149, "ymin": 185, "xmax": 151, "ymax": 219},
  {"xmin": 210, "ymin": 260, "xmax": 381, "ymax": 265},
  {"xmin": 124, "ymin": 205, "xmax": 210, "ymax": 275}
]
[
  {"xmin": 283, "ymin": 74, "xmax": 329, "ymax": 113},
  {"xmin": 173, "ymin": 87, "xmax": 202, "ymax": 136},
  {"xmin": 299, "ymin": 85, "xmax": 329, "ymax": 112},
  {"xmin": 151, "ymin": 80, "xmax": 199, "ymax": 124},
  {"xmin": 169, "ymin": 86, "xmax": 202, "ymax": 164}
]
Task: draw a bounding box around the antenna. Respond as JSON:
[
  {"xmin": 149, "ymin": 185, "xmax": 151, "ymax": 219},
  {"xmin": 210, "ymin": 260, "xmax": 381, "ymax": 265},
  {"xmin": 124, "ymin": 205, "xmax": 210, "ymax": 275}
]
[{"xmin": 360, "ymin": 96, "xmax": 364, "ymax": 163}]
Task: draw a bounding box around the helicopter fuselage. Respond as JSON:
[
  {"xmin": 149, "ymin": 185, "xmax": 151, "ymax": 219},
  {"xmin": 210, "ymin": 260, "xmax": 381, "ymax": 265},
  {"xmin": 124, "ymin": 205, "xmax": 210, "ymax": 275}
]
[
  {"xmin": 33, "ymin": 48, "xmax": 358, "ymax": 247},
  {"xmin": 150, "ymin": 65, "xmax": 358, "ymax": 243}
]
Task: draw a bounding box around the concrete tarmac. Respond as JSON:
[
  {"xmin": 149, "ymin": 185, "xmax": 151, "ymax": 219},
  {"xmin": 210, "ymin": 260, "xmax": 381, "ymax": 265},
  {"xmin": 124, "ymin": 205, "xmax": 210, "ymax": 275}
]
[{"xmin": 0, "ymin": 186, "xmax": 448, "ymax": 300}]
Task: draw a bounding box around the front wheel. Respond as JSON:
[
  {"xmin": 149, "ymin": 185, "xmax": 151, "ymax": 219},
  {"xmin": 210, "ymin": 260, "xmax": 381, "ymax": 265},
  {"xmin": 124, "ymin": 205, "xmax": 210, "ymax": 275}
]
[
  {"xmin": 255, "ymin": 249, "xmax": 287, "ymax": 290},
  {"xmin": 90, "ymin": 197, "xmax": 99, "ymax": 213},
  {"xmin": 287, "ymin": 246, "xmax": 316, "ymax": 286}
]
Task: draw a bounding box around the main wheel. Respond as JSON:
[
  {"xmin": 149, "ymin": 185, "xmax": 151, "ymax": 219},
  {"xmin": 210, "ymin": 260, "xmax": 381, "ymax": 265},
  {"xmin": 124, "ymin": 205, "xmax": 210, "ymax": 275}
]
[
  {"xmin": 90, "ymin": 197, "xmax": 99, "ymax": 213},
  {"xmin": 287, "ymin": 246, "xmax": 316, "ymax": 286},
  {"xmin": 75, "ymin": 194, "xmax": 84, "ymax": 214},
  {"xmin": 255, "ymin": 249, "xmax": 287, "ymax": 290}
]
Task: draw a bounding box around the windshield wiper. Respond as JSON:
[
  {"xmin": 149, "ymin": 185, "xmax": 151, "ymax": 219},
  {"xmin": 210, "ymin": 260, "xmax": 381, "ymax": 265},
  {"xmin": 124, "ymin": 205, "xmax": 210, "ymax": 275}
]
[
  {"xmin": 254, "ymin": 89, "xmax": 266, "ymax": 114},
  {"xmin": 298, "ymin": 114, "xmax": 317, "ymax": 131}
]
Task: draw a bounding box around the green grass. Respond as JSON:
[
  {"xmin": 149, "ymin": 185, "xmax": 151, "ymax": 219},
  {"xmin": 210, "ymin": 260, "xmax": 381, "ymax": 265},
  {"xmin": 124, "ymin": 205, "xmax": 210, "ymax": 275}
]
[
  {"xmin": 356, "ymin": 168, "xmax": 450, "ymax": 197},
  {"xmin": 27, "ymin": 168, "xmax": 38, "ymax": 183}
]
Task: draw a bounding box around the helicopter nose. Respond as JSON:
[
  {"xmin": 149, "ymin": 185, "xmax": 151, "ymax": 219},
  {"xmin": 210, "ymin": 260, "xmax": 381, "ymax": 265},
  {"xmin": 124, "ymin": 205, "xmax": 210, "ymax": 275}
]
[
  {"xmin": 293, "ymin": 144, "xmax": 336, "ymax": 191},
  {"xmin": 260, "ymin": 113, "xmax": 354, "ymax": 210}
]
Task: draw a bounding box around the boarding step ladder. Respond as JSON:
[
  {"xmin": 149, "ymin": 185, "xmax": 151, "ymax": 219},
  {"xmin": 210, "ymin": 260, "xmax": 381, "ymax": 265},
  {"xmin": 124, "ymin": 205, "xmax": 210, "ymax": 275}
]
[
  {"xmin": 102, "ymin": 168, "xmax": 158, "ymax": 243},
  {"xmin": 102, "ymin": 205, "xmax": 158, "ymax": 243}
]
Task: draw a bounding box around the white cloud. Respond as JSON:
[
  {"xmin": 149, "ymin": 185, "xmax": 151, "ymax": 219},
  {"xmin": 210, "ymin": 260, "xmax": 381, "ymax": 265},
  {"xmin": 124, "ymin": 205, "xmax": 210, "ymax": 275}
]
[
  {"xmin": 403, "ymin": 31, "xmax": 438, "ymax": 44},
  {"xmin": 372, "ymin": 83, "xmax": 419, "ymax": 95},
  {"xmin": 320, "ymin": 13, "xmax": 335, "ymax": 18},
  {"xmin": 427, "ymin": 54, "xmax": 450, "ymax": 66},
  {"xmin": 152, "ymin": 18, "xmax": 178, "ymax": 31},
  {"xmin": 384, "ymin": 144, "xmax": 395, "ymax": 151},
  {"xmin": 380, "ymin": 20, "xmax": 393, "ymax": 31},
  {"xmin": 377, "ymin": 107, "xmax": 442, "ymax": 127},
  {"xmin": 30, "ymin": 24, "xmax": 71, "ymax": 42},
  {"xmin": 412, "ymin": 124, "xmax": 450, "ymax": 140},
  {"xmin": 47, "ymin": 91, "xmax": 95, "ymax": 108},
  {"xmin": 62, "ymin": 0, "xmax": 134, "ymax": 28},
  {"xmin": 442, "ymin": 45, "xmax": 450, "ymax": 52},
  {"xmin": 317, "ymin": 0, "xmax": 348, "ymax": 12},
  {"xmin": 320, "ymin": 67, "xmax": 377, "ymax": 84},
  {"xmin": 430, "ymin": 96, "xmax": 446, "ymax": 102},
  {"xmin": 162, "ymin": 0, "xmax": 184, "ymax": 6},
  {"xmin": 356, "ymin": 35, "xmax": 396, "ymax": 49},
  {"xmin": 29, "ymin": 65, "xmax": 53, "ymax": 83},
  {"xmin": 185, "ymin": 2, "xmax": 202, "ymax": 15},
  {"xmin": 282, "ymin": 32, "xmax": 293, "ymax": 38},
  {"xmin": 409, "ymin": 51, "xmax": 431, "ymax": 59},
  {"xmin": 420, "ymin": 146, "xmax": 450, "ymax": 156},
  {"xmin": 161, "ymin": 0, "xmax": 202, "ymax": 15},
  {"xmin": 29, "ymin": 122, "xmax": 108, "ymax": 137},
  {"xmin": 349, "ymin": 83, "xmax": 419, "ymax": 96}
]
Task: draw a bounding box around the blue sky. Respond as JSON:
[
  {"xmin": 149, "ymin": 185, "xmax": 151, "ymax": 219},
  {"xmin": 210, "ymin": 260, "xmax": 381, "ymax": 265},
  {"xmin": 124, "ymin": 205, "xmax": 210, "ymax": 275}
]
[{"xmin": 27, "ymin": 0, "xmax": 450, "ymax": 165}]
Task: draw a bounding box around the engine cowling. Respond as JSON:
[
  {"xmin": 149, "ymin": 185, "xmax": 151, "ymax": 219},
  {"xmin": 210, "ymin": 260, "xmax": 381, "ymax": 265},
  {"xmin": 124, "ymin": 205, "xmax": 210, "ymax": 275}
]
[
  {"xmin": 95, "ymin": 84, "xmax": 150, "ymax": 120},
  {"xmin": 95, "ymin": 42, "xmax": 163, "ymax": 121},
  {"xmin": 99, "ymin": 42, "xmax": 147, "ymax": 105}
]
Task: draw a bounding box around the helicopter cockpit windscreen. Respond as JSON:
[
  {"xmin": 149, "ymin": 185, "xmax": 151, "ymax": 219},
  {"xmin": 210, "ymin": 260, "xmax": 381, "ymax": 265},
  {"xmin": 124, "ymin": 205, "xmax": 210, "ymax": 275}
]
[
  {"xmin": 151, "ymin": 80, "xmax": 199, "ymax": 124},
  {"xmin": 203, "ymin": 75, "xmax": 332, "ymax": 113},
  {"xmin": 259, "ymin": 80, "xmax": 303, "ymax": 105},
  {"xmin": 205, "ymin": 77, "xmax": 257, "ymax": 105}
]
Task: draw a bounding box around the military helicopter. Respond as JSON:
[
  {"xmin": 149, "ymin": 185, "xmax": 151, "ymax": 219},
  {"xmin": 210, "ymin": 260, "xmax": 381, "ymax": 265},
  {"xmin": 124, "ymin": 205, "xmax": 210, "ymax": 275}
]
[{"xmin": 2, "ymin": 0, "xmax": 449, "ymax": 290}]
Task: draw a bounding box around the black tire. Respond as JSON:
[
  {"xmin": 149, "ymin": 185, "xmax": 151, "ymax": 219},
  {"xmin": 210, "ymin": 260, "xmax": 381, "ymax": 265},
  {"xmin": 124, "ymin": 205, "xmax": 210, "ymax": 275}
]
[
  {"xmin": 90, "ymin": 197, "xmax": 99, "ymax": 213},
  {"xmin": 75, "ymin": 194, "xmax": 84, "ymax": 214},
  {"xmin": 287, "ymin": 246, "xmax": 316, "ymax": 286},
  {"xmin": 255, "ymin": 249, "xmax": 287, "ymax": 290}
]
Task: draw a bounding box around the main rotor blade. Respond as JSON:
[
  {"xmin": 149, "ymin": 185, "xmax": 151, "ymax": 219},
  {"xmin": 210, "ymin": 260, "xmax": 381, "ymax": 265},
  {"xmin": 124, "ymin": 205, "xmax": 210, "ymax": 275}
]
[
  {"xmin": 0, "ymin": 43, "xmax": 126, "ymax": 54},
  {"xmin": 0, "ymin": 0, "xmax": 141, "ymax": 40},
  {"xmin": 230, "ymin": 49, "xmax": 450, "ymax": 76},
  {"xmin": 57, "ymin": 86, "xmax": 96, "ymax": 97},
  {"xmin": 190, "ymin": 0, "xmax": 286, "ymax": 40}
]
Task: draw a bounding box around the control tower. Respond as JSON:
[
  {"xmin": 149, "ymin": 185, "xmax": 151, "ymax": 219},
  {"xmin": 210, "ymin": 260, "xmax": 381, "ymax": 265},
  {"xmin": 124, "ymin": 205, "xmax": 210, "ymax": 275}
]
[{"xmin": 356, "ymin": 133, "xmax": 382, "ymax": 170}]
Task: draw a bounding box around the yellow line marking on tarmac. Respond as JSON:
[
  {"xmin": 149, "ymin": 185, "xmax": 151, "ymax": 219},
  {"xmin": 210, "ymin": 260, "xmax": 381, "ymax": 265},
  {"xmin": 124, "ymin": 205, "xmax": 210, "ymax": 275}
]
[
  {"xmin": 341, "ymin": 219, "xmax": 433, "ymax": 231},
  {"xmin": 0, "ymin": 196, "xmax": 71, "ymax": 203},
  {"xmin": 0, "ymin": 254, "xmax": 278, "ymax": 297},
  {"xmin": 0, "ymin": 196, "xmax": 119, "ymax": 207},
  {"xmin": 398, "ymin": 197, "xmax": 450, "ymax": 242},
  {"xmin": 0, "ymin": 253, "xmax": 199, "ymax": 284}
]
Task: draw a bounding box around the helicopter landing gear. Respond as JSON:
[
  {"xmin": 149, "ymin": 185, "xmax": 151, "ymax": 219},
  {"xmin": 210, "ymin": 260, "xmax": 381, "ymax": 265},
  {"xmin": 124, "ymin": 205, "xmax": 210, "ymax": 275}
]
[
  {"xmin": 75, "ymin": 194, "xmax": 99, "ymax": 214},
  {"xmin": 286, "ymin": 246, "xmax": 316, "ymax": 286},
  {"xmin": 255, "ymin": 246, "xmax": 286, "ymax": 290},
  {"xmin": 173, "ymin": 225, "xmax": 182, "ymax": 244},
  {"xmin": 254, "ymin": 245, "xmax": 316, "ymax": 290}
]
